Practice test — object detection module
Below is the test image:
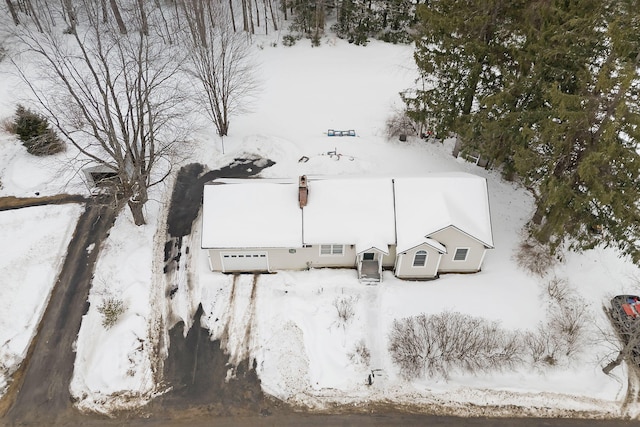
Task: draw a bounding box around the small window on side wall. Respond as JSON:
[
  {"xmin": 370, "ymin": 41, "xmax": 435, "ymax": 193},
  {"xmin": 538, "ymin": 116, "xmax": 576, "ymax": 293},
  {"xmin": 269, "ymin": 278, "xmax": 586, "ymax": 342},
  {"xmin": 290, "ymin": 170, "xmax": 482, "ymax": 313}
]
[
  {"xmin": 453, "ymin": 248, "xmax": 469, "ymax": 261},
  {"xmin": 412, "ymin": 250, "xmax": 427, "ymax": 267}
]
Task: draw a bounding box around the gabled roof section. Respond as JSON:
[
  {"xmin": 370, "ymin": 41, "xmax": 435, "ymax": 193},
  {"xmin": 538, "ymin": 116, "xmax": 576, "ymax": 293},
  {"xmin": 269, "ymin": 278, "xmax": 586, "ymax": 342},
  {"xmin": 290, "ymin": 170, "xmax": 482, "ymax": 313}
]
[
  {"xmin": 302, "ymin": 177, "xmax": 396, "ymax": 251},
  {"xmin": 201, "ymin": 179, "xmax": 302, "ymax": 248},
  {"xmin": 394, "ymin": 174, "xmax": 494, "ymax": 253},
  {"xmin": 355, "ymin": 244, "xmax": 390, "ymax": 255}
]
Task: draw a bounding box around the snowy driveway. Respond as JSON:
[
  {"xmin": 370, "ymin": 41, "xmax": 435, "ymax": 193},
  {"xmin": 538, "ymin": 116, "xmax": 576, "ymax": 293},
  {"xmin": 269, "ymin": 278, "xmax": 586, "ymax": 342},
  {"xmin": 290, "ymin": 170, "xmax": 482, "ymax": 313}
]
[{"xmin": 2, "ymin": 198, "xmax": 120, "ymax": 425}]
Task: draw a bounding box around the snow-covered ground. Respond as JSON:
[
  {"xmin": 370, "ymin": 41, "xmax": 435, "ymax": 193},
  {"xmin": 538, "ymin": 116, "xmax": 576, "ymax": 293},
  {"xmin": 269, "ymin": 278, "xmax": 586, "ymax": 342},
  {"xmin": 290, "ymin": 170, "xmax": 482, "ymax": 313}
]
[
  {"xmin": 1, "ymin": 34, "xmax": 640, "ymax": 418},
  {"xmin": 0, "ymin": 203, "xmax": 82, "ymax": 392}
]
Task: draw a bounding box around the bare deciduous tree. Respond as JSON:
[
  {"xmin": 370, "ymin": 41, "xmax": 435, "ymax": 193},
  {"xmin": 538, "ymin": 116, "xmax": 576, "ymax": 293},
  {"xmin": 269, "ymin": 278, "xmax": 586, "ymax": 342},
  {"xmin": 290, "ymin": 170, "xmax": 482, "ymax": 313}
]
[
  {"xmin": 178, "ymin": 0, "xmax": 257, "ymax": 137},
  {"xmin": 12, "ymin": 1, "xmax": 189, "ymax": 225}
]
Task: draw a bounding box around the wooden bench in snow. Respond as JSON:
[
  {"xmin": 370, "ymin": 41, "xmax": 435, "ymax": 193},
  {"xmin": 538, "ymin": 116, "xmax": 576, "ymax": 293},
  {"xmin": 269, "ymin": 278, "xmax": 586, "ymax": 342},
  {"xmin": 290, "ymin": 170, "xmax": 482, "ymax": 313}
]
[{"xmin": 328, "ymin": 129, "xmax": 356, "ymax": 137}]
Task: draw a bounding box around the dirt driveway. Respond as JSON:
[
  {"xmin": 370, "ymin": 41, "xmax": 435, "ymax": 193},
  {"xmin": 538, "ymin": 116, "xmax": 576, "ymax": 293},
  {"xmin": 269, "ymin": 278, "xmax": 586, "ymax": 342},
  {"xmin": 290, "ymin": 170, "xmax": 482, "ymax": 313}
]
[{"xmin": 0, "ymin": 195, "xmax": 121, "ymax": 426}]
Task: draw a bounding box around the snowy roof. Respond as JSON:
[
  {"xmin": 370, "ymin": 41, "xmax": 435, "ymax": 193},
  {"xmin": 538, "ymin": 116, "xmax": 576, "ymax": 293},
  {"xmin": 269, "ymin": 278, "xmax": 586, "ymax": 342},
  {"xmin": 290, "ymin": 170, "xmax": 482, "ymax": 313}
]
[
  {"xmin": 394, "ymin": 174, "xmax": 494, "ymax": 253},
  {"xmin": 201, "ymin": 179, "xmax": 302, "ymax": 248},
  {"xmin": 201, "ymin": 174, "xmax": 493, "ymax": 253},
  {"xmin": 302, "ymin": 177, "xmax": 396, "ymax": 254}
]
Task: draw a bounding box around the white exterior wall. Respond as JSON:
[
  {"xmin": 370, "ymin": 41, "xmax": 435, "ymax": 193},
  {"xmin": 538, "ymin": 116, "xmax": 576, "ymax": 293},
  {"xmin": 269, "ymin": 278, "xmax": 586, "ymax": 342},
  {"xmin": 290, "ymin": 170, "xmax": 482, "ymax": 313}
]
[
  {"xmin": 429, "ymin": 227, "xmax": 487, "ymax": 273},
  {"xmin": 395, "ymin": 244, "xmax": 441, "ymax": 279},
  {"xmin": 381, "ymin": 245, "xmax": 397, "ymax": 268},
  {"xmin": 207, "ymin": 245, "xmax": 358, "ymax": 272}
]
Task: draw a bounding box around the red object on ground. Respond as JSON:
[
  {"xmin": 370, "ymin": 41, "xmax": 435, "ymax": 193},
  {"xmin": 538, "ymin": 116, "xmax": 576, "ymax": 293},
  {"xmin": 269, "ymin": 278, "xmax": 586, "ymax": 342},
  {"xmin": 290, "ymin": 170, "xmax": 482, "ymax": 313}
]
[{"xmin": 622, "ymin": 303, "xmax": 638, "ymax": 318}]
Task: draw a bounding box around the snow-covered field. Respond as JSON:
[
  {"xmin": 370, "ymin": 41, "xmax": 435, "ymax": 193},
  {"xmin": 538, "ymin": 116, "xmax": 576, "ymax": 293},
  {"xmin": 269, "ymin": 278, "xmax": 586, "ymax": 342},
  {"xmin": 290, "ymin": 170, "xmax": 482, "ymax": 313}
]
[{"xmin": 1, "ymin": 33, "xmax": 640, "ymax": 419}]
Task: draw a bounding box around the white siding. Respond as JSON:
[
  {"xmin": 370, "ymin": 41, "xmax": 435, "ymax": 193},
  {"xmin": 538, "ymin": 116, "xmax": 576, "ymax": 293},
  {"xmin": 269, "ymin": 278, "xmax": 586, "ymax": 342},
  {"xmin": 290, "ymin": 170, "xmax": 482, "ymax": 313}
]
[
  {"xmin": 395, "ymin": 244, "xmax": 440, "ymax": 279},
  {"xmin": 207, "ymin": 245, "xmax": 358, "ymax": 272},
  {"xmin": 429, "ymin": 227, "xmax": 487, "ymax": 273}
]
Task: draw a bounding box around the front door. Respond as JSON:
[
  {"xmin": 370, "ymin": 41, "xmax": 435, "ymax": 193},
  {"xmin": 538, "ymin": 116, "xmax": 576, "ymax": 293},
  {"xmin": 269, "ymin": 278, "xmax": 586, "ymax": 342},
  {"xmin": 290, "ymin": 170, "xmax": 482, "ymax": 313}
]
[{"xmin": 359, "ymin": 252, "xmax": 380, "ymax": 282}]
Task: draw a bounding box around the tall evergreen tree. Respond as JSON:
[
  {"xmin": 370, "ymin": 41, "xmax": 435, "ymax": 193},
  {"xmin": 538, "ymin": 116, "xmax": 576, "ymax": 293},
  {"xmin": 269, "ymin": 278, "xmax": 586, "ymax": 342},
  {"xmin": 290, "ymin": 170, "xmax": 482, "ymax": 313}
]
[
  {"xmin": 407, "ymin": 0, "xmax": 520, "ymax": 135},
  {"xmin": 409, "ymin": 0, "xmax": 640, "ymax": 261}
]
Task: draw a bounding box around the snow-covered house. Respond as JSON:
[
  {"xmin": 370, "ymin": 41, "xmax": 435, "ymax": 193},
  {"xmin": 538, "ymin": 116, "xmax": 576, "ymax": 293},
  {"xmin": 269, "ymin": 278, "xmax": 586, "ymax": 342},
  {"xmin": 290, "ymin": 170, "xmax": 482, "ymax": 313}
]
[{"xmin": 201, "ymin": 173, "xmax": 493, "ymax": 282}]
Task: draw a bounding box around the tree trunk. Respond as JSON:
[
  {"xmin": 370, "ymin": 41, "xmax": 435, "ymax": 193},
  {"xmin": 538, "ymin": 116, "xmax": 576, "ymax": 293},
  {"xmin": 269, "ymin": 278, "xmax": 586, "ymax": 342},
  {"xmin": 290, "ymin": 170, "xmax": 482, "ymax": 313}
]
[
  {"xmin": 127, "ymin": 182, "xmax": 148, "ymax": 226},
  {"xmin": 25, "ymin": 0, "xmax": 43, "ymax": 32},
  {"xmin": 100, "ymin": 0, "xmax": 108, "ymax": 23},
  {"xmin": 228, "ymin": 0, "xmax": 237, "ymax": 32},
  {"xmin": 62, "ymin": 0, "xmax": 77, "ymax": 33},
  {"xmin": 241, "ymin": 0, "xmax": 248, "ymax": 32},
  {"xmin": 268, "ymin": 0, "xmax": 278, "ymax": 31},
  {"xmin": 263, "ymin": 0, "xmax": 268, "ymax": 34},
  {"xmin": 109, "ymin": 0, "xmax": 128, "ymax": 34},
  {"xmin": 247, "ymin": 0, "xmax": 255, "ymax": 33},
  {"xmin": 254, "ymin": 0, "xmax": 260, "ymax": 28},
  {"xmin": 154, "ymin": 0, "xmax": 172, "ymax": 43},
  {"xmin": 602, "ymin": 351, "xmax": 624, "ymax": 375},
  {"xmin": 137, "ymin": 0, "xmax": 148, "ymax": 35},
  {"xmin": 128, "ymin": 199, "xmax": 146, "ymax": 225},
  {"xmin": 6, "ymin": 0, "xmax": 20, "ymax": 25},
  {"xmin": 462, "ymin": 61, "xmax": 482, "ymax": 115}
]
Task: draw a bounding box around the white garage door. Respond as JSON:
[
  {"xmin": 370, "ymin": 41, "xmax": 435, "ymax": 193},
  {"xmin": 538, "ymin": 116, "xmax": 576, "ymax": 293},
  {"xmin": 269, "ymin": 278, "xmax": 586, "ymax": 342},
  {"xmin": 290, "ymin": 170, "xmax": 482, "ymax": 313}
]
[{"xmin": 220, "ymin": 252, "xmax": 269, "ymax": 272}]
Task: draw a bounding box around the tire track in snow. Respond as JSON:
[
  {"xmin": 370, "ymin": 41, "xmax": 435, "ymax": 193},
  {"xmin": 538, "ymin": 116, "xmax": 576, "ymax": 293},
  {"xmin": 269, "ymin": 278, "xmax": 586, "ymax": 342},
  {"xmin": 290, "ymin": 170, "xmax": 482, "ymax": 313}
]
[
  {"xmin": 220, "ymin": 274, "xmax": 258, "ymax": 367},
  {"xmin": 218, "ymin": 274, "xmax": 238, "ymax": 347},
  {"xmin": 242, "ymin": 275, "xmax": 259, "ymax": 362}
]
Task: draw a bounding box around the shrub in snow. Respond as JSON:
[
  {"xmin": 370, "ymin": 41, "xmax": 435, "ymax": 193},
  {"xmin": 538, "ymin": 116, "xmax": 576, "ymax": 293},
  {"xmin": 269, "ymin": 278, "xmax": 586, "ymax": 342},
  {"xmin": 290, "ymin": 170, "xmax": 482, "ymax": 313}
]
[
  {"xmin": 515, "ymin": 235, "xmax": 557, "ymax": 277},
  {"xmin": 348, "ymin": 340, "xmax": 371, "ymax": 366},
  {"xmin": 12, "ymin": 105, "xmax": 65, "ymax": 156},
  {"xmin": 97, "ymin": 296, "xmax": 126, "ymax": 329},
  {"xmin": 388, "ymin": 312, "xmax": 522, "ymax": 380},
  {"xmin": 524, "ymin": 278, "xmax": 587, "ymax": 365},
  {"xmin": 1, "ymin": 117, "xmax": 15, "ymax": 133},
  {"xmin": 385, "ymin": 110, "xmax": 416, "ymax": 140},
  {"xmin": 333, "ymin": 295, "xmax": 357, "ymax": 327},
  {"xmin": 282, "ymin": 34, "xmax": 301, "ymax": 46}
]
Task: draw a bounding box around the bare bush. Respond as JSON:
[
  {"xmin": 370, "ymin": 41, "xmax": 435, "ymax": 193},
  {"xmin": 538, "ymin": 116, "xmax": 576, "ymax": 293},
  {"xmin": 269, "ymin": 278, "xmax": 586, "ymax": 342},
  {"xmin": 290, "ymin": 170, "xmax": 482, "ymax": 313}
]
[
  {"xmin": 515, "ymin": 235, "xmax": 557, "ymax": 276},
  {"xmin": 388, "ymin": 312, "xmax": 522, "ymax": 380},
  {"xmin": 523, "ymin": 324, "xmax": 560, "ymax": 365},
  {"xmin": 97, "ymin": 296, "xmax": 126, "ymax": 329},
  {"xmin": 524, "ymin": 278, "xmax": 587, "ymax": 365},
  {"xmin": 1, "ymin": 118, "xmax": 15, "ymax": 133},
  {"xmin": 385, "ymin": 110, "xmax": 417, "ymax": 140},
  {"xmin": 334, "ymin": 295, "xmax": 357, "ymax": 327},
  {"xmin": 348, "ymin": 340, "xmax": 371, "ymax": 366},
  {"xmin": 546, "ymin": 277, "xmax": 570, "ymax": 303}
]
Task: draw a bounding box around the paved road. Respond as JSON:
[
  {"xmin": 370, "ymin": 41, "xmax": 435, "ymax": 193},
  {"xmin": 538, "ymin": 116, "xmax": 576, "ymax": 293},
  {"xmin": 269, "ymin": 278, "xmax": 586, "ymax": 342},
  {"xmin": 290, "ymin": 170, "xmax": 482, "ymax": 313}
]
[{"xmin": 0, "ymin": 198, "xmax": 120, "ymax": 426}]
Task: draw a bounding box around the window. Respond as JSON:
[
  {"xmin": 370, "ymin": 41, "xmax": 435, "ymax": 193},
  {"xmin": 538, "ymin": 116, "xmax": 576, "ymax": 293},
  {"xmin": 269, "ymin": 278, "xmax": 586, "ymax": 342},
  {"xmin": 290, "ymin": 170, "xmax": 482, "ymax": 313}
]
[
  {"xmin": 320, "ymin": 244, "xmax": 344, "ymax": 256},
  {"xmin": 453, "ymin": 248, "xmax": 469, "ymax": 261},
  {"xmin": 412, "ymin": 250, "xmax": 427, "ymax": 267}
]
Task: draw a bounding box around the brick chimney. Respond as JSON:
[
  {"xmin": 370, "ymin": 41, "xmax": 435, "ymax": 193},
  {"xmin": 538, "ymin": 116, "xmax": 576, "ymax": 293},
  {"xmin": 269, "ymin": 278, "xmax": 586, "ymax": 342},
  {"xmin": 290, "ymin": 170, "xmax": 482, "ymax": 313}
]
[{"xmin": 298, "ymin": 175, "xmax": 308, "ymax": 208}]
